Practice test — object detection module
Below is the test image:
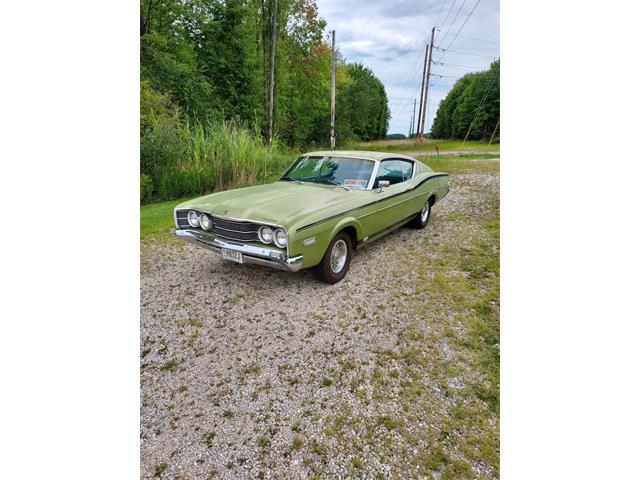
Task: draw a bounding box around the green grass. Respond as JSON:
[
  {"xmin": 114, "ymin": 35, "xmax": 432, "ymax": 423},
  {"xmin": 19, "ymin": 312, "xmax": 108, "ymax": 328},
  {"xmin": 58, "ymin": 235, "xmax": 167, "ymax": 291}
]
[
  {"xmin": 291, "ymin": 436, "xmax": 304, "ymax": 450},
  {"xmin": 320, "ymin": 378, "xmax": 333, "ymax": 388},
  {"xmin": 140, "ymin": 197, "xmax": 190, "ymax": 241},
  {"xmin": 420, "ymin": 155, "xmax": 500, "ymax": 175},
  {"xmin": 350, "ymin": 138, "xmax": 499, "ymax": 153},
  {"xmin": 202, "ymin": 431, "xmax": 216, "ymax": 448},
  {"xmin": 376, "ymin": 414, "xmax": 398, "ymax": 430},
  {"xmin": 153, "ymin": 463, "xmax": 168, "ymax": 477}
]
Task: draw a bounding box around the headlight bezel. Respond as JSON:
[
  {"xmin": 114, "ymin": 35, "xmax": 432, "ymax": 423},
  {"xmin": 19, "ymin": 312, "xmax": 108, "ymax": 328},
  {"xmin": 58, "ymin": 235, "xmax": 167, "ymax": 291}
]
[
  {"xmin": 274, "ymin": 228, "xmax": 287, "ymax": 248},
  {"xmin": 187, "ymin": 210, "xmax": 200, "ymax": 228},
  {"xmin": 258, "ymin": 225, "xmax": 274, "ymax": 244},
  {"xmin": 200, "ymin": 213, "xmax": 213, "ymax": 230}
]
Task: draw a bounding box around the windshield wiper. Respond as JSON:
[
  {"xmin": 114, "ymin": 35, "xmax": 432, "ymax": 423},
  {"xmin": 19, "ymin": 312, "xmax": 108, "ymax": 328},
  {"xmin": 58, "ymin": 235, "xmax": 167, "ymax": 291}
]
[
  {"xmin": 322, "ymin": 179, "xmax": 350, "ymax": 191},
  {"xmin": 281, "ymin": 176, "xmax": 304, "ymax": 185}
]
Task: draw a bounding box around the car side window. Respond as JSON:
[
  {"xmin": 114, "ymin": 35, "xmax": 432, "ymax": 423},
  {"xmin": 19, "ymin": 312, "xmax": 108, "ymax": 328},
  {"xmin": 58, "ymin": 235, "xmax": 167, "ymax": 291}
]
[{"xmin": 374, "ymin": 159, "xmax": 414, "ymax": 188}]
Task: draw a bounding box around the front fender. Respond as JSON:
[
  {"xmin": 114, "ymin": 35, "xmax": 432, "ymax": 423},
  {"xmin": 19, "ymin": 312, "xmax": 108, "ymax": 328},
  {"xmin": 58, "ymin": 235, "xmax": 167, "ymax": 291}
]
[
  {"xmin": 328, "ymin": 216, "xmax": 363, "ymax": 246},
  {"xmin": 289, "ymin": 216, "xmax": 364, "ymax": 268}
]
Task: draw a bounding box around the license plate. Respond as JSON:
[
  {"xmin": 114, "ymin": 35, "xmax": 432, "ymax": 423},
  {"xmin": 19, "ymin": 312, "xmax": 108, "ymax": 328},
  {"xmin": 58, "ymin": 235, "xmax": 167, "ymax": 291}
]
[{"xmin": 221, "ymin": 248, "xmax": 243, "ymax": 264}]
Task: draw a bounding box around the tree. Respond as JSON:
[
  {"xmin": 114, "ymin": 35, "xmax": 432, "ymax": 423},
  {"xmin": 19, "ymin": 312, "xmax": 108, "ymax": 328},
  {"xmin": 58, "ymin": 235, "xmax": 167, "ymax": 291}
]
[
  {"xmin": 431, "ymin": 59, "xmax": 500, "ymax": 140},
  {"xmin": 337, "ymin": 63, "xmax": 390, "ymax": 142},
  {"xmin": 140, "ymin": 0, "xmax": 390, "ymax": 147}
]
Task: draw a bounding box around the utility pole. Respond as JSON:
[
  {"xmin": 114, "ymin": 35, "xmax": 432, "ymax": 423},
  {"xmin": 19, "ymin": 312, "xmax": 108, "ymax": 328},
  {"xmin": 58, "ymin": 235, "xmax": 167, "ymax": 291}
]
[
  {"xmin": 418, "ymin": 26, "xmax": 435, "ymax": 142},
  {"xmin": 489, "ymin": 119, "xmax": 500, "ymax": 144},
  {"xmin": 266, "ymin": 0, "xmax": 278, "ymax": 146},
  {"xmin": 409, "ymin": 98, "xmax": 416, "ymax": 138},
  {"xmin": 330, "ymin": 29, "xmax": 336, "ymax": 150},
  {"xmin": 416, "ymin": 40, "xmax": 429, "ymax": 139}
]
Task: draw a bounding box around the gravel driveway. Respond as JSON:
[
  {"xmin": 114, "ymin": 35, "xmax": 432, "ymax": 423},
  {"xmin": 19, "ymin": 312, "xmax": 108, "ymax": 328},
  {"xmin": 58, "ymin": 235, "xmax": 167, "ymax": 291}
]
[{"xmin": 141, "ymin": 169, "xmax": 500, "ymax": 479}]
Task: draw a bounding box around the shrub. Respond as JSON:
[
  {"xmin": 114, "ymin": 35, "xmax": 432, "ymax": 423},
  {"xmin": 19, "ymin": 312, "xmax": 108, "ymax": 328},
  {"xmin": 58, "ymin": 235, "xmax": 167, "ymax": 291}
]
[
  {"xmin": 140, "ymin": 174, "xmax": 154, "ymax": 204},
  {"xmin": 140, "ymin": 113, "xmax": 296, "ymax": 203},
  {"xmin": 158, "ymin": 166, "xmax": 216, "ymax": 201},
  {"xmin": 140, "ymin": 113, "xmax": 186, "ymax": 190}
]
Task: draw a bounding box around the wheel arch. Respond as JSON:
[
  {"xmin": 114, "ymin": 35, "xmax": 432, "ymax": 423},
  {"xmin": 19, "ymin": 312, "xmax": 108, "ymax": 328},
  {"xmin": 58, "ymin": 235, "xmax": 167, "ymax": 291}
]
[{"xmin": 329, "ymin": 217, "xmax": 362, "ymax": 251}]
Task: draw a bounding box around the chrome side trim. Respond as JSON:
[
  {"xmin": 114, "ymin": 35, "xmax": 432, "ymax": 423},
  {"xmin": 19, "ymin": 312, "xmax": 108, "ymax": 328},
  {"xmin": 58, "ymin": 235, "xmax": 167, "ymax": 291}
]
[
  {"xmin": 357, "ymin": 214, "xmax": 416, "ymax": 247},
  {"xmin": 357, "ymin": 190, "xmax": 430, "ymax": 220},
  {"xmin": 175, "ymin": 229, "xmax": 303, "ymax": 272}
]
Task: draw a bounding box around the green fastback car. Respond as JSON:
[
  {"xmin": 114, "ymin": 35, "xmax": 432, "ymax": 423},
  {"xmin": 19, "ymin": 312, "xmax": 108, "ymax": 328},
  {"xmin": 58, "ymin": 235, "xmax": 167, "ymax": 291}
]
[{"xmin": 175, "ymin": 151, "xmax": 449, "ymax": 283}]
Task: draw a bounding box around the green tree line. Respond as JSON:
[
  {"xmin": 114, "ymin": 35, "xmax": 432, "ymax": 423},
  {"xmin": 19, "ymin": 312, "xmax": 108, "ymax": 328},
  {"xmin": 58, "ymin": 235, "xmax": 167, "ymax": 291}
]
[
  {"xmin": 140, "ymin": 0, "xmax": 389, "ymax": 203},
  {"xmin": 430, "ymin": 60, "xmax": 499, "ymax": 141}
]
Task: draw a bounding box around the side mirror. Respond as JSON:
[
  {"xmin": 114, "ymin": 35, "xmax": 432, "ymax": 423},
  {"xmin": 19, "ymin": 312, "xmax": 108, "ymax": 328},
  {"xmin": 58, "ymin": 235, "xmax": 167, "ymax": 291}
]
[{"xmin": 377, "ymin": 180, "xmax": 390, "ymax": 193}]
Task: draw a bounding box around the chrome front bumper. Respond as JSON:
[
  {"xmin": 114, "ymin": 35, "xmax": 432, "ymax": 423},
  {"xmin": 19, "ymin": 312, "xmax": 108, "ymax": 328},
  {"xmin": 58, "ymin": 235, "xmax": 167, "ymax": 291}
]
[{"xmin": 175, "ymin": 229, "xmax": 304, "ymax": 272}]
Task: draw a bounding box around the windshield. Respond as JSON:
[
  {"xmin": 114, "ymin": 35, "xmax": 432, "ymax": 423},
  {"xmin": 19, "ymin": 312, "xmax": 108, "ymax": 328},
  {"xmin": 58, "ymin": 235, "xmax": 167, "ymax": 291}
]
[{"xmin": 282, "ymin": 156, "xmax": 374, "ymax": 190}]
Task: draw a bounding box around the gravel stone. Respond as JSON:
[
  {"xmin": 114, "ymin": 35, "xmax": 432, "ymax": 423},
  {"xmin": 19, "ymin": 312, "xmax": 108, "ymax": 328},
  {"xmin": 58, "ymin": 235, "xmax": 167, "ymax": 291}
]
[{"xmin": 141, "ymin": 172, "xmax": 500, "ymax": 479}]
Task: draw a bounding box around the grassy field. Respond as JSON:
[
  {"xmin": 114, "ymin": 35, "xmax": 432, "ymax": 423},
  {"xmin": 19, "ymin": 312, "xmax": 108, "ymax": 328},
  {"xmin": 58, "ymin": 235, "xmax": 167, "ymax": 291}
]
[
  {"xmin": 351, "ymin": 138, "xmax": 499, "ymax": 154},
  {"xmin": 140, "ymin": 197, "xmax": 190, "ymax": 241}
]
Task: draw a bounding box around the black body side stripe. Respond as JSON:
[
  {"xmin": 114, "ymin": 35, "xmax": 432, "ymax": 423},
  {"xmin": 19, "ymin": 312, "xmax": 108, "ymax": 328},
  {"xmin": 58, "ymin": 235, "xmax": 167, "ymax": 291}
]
[
  {"xmin": 296, "ymin": 173, "xmax": 449, "ymax": 232},
  {"xmin": 413, "ymin": 173, "xmax": 448, "ymax": 189}
]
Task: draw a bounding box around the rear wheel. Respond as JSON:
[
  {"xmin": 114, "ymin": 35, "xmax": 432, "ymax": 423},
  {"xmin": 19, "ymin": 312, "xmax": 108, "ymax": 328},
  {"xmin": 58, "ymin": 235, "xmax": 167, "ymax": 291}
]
[
  {"xmin": 315, "ymin": 231, "xmax": 353, "ymax": 284},
  {"xmin": 410, "ymin": 198, "xmax": 432, "ymax": 229}
]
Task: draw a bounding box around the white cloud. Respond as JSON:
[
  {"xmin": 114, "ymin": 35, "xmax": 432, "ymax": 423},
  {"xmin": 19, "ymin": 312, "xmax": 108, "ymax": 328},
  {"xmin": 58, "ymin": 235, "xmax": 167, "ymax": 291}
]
[{"xmin": 316, "ymin": 0, "xmax": 499, "ymax": 134}]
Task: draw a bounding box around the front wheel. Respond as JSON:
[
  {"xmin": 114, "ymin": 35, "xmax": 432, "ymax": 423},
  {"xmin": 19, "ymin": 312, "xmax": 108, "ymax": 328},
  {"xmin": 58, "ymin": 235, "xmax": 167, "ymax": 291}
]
[
  {"xmin": 315, "ymin": 231, "xmax": 353, "ymax": 284},
  {"xmin": 410, "ymin": 198, "xmax": 432, "ymax": 229}
]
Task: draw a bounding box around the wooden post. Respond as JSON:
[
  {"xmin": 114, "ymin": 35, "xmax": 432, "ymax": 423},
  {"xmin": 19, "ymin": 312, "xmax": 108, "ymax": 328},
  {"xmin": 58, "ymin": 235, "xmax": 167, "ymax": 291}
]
[
  {"xmin": 266, "ymin": 0, "xmax": 278, "ymax": 146},
  {"xmin": 418, "ymin": 27, "xmax": 435, "ymax": 142},
  {"xmin": 416, "ymin": 41, "xmax": 429, "ymax": 138},
  {"xmin": 489, "ymin": 119, "xmax": 500, "ymax": 144},
  {"xmin": 330, "ymin": 29, "xmax": 336, "ymax": 150}
]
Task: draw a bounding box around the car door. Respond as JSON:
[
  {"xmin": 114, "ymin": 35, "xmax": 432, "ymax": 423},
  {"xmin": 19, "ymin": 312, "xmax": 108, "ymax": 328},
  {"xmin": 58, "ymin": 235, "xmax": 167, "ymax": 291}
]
[{"xmin": 360, "ymin": 159, "xmax": 416, "ymax": 235}]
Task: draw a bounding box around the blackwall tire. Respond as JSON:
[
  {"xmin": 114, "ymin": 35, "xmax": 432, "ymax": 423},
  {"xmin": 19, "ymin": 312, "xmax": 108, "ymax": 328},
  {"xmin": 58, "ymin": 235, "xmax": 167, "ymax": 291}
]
[{"xmin": 315, "ymin": 231, "xmax": 353, "ymax": 284}]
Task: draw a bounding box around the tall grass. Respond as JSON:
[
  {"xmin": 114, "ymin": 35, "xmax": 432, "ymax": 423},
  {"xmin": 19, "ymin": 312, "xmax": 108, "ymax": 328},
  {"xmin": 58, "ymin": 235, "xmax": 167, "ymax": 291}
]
[{"xmin": 141, "ymin": 116, "xmax": 295, "ymax": 204}]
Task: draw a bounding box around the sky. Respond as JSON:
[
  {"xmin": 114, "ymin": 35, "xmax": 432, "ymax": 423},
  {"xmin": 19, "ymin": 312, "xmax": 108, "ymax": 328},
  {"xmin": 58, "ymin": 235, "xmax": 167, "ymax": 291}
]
[{"xmin": 315, "ymin": 0, "xmax": 500, "ymax": 135}]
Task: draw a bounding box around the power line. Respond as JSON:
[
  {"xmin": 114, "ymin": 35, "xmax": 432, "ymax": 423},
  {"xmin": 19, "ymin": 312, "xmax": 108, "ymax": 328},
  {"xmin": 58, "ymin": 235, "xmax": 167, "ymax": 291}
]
[
  {"xmin": 434, "ymin": 0, "xmax": 453, "ymax": 27},
  {"xmin": 434, "ymin": 61, "xmax": 486, "ymax": 70},
  {"xmin": 435, "ymin": 0, "xmax": 468, "ymax": 49},
  {"xmin": 440, "ymin": 0, "xmax": 482, "ymax": 54},
  {"xmin": 430, "ymin": 73, "xmax": 460, "ymax": 79},
  {"xmin": 391, "ymin": 41, "xmax": 428, "ymax": 104},
  {"xmin": 434, "ymin": 46, "xmax": 497, "ymax": 59},
  {"xmin": 445, "ymin": 32, "xmax": 498, "ymax": 45},
  {"xmin": 437, "ymin": 0, "xmax": 458, "ymax": 31}
]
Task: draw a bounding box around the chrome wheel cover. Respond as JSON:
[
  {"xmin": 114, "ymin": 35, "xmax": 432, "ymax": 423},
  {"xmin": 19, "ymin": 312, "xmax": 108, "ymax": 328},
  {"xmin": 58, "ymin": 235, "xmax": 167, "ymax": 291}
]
[
  {"xmin": 420, "ymin": 202, "xmax": 430, "ymax": 222},
  {"xmin": 330, "ymin": 239, "xmax": 348, "ymax": 273}
]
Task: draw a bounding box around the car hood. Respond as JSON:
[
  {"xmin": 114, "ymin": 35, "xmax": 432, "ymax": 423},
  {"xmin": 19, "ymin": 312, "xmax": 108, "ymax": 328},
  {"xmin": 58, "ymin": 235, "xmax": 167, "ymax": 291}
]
[{"xmin": 179, "ymin": 181, "xmax": 357, "ymax": 226}]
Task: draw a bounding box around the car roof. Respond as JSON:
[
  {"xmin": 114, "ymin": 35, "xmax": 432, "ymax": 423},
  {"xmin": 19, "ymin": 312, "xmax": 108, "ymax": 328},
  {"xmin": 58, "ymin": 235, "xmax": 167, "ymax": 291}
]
[{"xmin": 302, "ymin": 150, "xmax": 417, "ymax": 162}]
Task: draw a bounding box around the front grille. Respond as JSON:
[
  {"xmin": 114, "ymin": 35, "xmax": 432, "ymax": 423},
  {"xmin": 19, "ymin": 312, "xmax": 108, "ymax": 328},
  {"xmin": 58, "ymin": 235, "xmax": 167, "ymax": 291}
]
[
  {"xmin": 213, "ymin": 218, "xmax": 259, "ymax": 242},
  {"xmin": 176, "ymin": 210, "xmax": 191, "ymax": 229},
  {"xmin": 175, "ymin": 209, "xmax": 259, "ymax": 243}
]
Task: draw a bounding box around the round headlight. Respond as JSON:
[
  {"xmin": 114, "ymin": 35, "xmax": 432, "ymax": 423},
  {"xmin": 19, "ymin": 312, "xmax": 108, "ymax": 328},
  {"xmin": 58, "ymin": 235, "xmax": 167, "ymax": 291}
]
[
  {"xmin": 258, "ymin": 226, "xmax": 274, "ymax": 244},
  {"xmin": 200, "ymin": 214, "xmax": 212, "ymax": 230},
  {"xmin": 274, "ymin": 229, "xmax": 287, "ymax": 248},
  {"xmin": 187, "ymin": 211, "xmax": 200, "ymax": 228}
]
